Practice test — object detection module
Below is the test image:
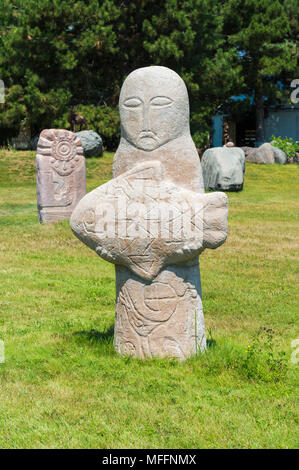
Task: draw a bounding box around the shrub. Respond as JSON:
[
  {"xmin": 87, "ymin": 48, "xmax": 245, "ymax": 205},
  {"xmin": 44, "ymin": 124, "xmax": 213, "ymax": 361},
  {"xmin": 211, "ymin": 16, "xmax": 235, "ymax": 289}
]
[
  {"xmin": 271, "ymin": 135, "xmax": 299, "ymax": 158},
  {"xmin": 239, "ymin": 327, "xmax": 288, "ymax": 382},
  {"xmin": 54, "ymin": 105, "xmax": 120, "ymax": 151},
  {"xmin": 192, "ymin": 327, "xmax": 288, "ymax": 383}
]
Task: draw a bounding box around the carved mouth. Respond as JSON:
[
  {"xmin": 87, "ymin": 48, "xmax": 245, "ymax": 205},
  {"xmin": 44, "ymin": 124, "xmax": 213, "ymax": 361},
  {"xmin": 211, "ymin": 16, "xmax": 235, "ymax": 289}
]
[{"xmin": 138, "ymin": 131, "xmax": 158, "ymax": 141}]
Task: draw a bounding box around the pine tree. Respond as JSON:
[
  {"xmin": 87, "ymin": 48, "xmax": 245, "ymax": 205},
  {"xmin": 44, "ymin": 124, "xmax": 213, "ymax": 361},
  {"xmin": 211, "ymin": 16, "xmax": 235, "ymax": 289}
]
[
  {"xmin": 115, "ymin": 0, "xmax": 241, "ymax": 147},
  {"xmin": 0, "ymin": 0, "xmax": 121, "ymax": 139},
  {"xmin": 0, "ymin": 0, "xmax": 241, "ymax": 148},
  {"xmin": 222, "ymin": 0, "xmax": 298, "ymax": 144}
]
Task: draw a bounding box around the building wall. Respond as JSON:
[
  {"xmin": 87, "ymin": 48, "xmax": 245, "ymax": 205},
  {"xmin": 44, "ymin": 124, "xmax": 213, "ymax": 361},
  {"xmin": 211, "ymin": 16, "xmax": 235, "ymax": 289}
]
[
  {"xmin": 212, "ymin": 108, "xmax": 299, "ymax": 148},
  {"xmin": 212, "ymin": 114, "xmax": 223, "ymax": 147},
  {"xmin": 264, "ymin": 109, "xmax": 299, "ymax": 142}
]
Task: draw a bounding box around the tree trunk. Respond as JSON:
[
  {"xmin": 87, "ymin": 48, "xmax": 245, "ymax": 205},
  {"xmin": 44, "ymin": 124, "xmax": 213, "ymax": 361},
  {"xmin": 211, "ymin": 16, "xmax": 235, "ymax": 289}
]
[{"xmin": 255, "ymin": 91, "xmax": 265, "ymax": 145}]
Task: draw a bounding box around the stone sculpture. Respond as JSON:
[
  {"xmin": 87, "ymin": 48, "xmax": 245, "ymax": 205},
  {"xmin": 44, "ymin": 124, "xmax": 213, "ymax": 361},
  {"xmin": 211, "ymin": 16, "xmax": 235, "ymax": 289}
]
[
  {"xmin": 201, "ymin": 147, "xmax": 245, "ymax": 192},
  {"xmin": 36, "ymin": 129, "xmax": 86, "ymax": 223},
  {"xmin": 71, "ymin": 66, "xmax": 228, "ymax": 360},
  {"xmin": 11, "ymin": 121, "xmax": 31, "ymax": 150}
]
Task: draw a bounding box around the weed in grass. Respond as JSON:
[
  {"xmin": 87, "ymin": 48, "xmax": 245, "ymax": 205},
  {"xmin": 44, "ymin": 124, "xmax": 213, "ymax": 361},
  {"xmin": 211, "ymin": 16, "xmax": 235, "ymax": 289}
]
[
  {"xmin": 191, "ymin": 327, "xmax": 288, "ymax": 384},
  {"xmin": 240, "ymin": 327, "xmax": 288, "ymax": 382}
]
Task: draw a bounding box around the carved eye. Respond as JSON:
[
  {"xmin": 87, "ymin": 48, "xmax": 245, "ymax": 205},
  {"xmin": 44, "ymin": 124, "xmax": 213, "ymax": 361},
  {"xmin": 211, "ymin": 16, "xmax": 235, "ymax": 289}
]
[
  {"xmin": 151, "ymin": 96, "xmax": 173, "ymax": 107},
  {"xmin": 123, "ymin": 97, "xmax": 142, "ymax": 108}
]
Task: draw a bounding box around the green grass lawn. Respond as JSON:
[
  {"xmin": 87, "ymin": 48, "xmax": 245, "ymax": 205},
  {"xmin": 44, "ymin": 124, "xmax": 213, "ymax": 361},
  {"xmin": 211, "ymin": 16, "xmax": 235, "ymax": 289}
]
[{"xmin": 0, "ymin": 149, "xmax": 298, "ymax": 449}]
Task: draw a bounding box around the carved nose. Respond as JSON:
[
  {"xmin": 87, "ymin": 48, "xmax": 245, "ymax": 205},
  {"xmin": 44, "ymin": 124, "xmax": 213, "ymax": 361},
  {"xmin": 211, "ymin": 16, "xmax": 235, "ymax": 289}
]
[{"xmin": 142, "ymin": 105, "xmax": 151, "ymax": 132}]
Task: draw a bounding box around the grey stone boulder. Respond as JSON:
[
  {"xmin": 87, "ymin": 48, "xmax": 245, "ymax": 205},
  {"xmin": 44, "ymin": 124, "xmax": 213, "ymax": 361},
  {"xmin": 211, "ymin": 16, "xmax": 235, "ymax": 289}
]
[
  {"xmin": 271, "ymin": 145, "xmax": 287, "ymax": 164},
  {"xmin": 201, "ymin": 147, "xmax": 245, "ymax": 192},
  {"xmin": 241, "ymin": 146, "xmax": 254, "ymax": 158},
  {"xmin": 76, "ymin": 130, "xmax": 103, "ymax": 157},
  {"xmin": 245, "ymin": 143, "xmax": 275, "ymax": 164}
]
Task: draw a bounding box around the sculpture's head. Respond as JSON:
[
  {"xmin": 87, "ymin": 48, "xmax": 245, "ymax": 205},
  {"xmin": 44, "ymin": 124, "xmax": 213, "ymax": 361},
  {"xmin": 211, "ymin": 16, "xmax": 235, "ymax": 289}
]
[{"xmin": 119, "ymin": 66, "xmax": 190, "ymax": 151}]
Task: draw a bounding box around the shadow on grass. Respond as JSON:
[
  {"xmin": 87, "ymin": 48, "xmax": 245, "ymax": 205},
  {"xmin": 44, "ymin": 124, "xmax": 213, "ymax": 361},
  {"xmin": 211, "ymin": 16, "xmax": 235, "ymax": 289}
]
[
  {"xmin": 74, "ymin": 327, "xmax": 217, "ymax": 353},
  {"xmin": 73, "ymin": 325, "xmax": 114, "ymax": 345},
  {"xmin": 207, "ymin": 338, "xmax": 217, "ymax": 349},
  {"xmin": 206, "ymin": 328, "xmax": 217, "ymax": 349}
]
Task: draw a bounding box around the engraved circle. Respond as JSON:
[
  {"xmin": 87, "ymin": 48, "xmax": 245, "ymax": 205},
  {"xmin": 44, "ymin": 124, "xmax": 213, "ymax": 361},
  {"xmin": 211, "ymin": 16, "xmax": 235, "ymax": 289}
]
[
  {"xmin": 122, "ymin": 341, "xmax": 136, "ymax": 356},
  {"xmin": 52, "ymin": 138, "xmax": 76, "ymax": 161}
]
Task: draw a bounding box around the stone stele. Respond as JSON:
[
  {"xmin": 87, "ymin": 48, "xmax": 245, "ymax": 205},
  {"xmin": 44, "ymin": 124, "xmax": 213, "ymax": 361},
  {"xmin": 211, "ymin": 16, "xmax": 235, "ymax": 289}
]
[
  {"xmin": 36, "ymin": 129, "xmax": 86, "ymax": 223},
  {"xmin": 71, "ymin": 66, "xmax": 229, "ymax": 360}
]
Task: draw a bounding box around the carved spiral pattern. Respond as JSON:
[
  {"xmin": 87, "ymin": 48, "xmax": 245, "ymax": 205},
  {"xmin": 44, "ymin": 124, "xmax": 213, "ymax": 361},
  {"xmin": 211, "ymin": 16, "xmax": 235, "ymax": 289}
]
[{"xmin": 52, "ymin": 136, "xmax": 77, "ymax": 162}]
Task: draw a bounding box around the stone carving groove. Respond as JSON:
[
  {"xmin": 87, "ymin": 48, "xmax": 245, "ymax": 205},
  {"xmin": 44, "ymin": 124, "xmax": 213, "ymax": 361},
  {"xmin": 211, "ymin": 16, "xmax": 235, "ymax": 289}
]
[
  {"xmin": 71, "ymin": 66, "xmax": 228, "ymax": 360},
  {"xmin": 36, "ymin": 129, "xmax": 86, "ymax": 223},
  {"xmin": 71, "ymin": 160, "xmax": 227, "ymax": 280}
]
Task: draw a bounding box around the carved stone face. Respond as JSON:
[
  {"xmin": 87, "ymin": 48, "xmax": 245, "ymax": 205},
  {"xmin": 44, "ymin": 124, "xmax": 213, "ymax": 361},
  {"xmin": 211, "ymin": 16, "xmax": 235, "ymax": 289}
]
[{"xmin": 119, "ymin": 66, "xmax": 190, "ymax": 151}]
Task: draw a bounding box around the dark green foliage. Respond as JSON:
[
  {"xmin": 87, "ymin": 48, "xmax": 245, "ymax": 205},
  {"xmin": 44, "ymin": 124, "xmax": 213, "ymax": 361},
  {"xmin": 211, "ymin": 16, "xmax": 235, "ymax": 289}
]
[
  {"xmin": 134, "ymin": 0, "xmax": 241, "ymax": 147},
  {"xmin": 0, "ymin": 0, "xmax": 121, "ymax": 144},
  {"xmin": 271, "ymin": 135, "xmax": 299, "ymax": 158},
  {"xmin": 222, "ymin": 0, "xmax": 298, "ymax": 141},
  {"xmin": 0, "ymin": 0, "xmax": 297, "ymax": 149},
  {"xmin": 0, "ymin": 0, "xmax": 240, "ymax": 148},
  {"xmin": 54, "ymin": 105, "xmax": 120, "ymax": 150}
]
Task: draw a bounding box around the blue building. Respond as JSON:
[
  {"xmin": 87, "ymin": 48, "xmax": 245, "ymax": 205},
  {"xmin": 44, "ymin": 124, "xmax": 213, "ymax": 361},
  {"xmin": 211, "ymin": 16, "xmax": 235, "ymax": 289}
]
[{"xmin": 212, "ymin": 103, "xmax": 299, "ymax": 147}]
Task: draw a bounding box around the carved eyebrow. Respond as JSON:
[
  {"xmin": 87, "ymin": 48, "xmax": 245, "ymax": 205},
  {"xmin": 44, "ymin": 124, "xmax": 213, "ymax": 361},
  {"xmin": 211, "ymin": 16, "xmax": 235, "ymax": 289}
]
[
  {"xmin": 123, "ymin": 97, "xmax": 143, "ymax": 107},
  {"xmin": 150, "ymin": 96, "xmax": 173, "ymax": 106}
]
